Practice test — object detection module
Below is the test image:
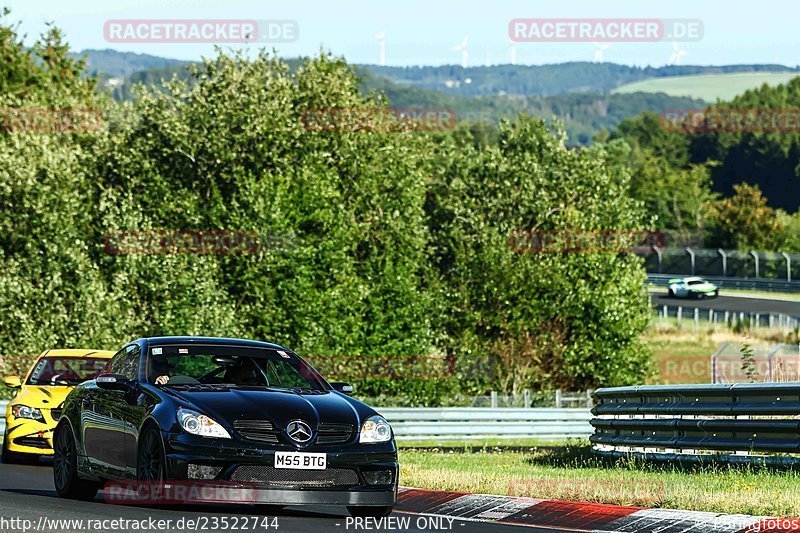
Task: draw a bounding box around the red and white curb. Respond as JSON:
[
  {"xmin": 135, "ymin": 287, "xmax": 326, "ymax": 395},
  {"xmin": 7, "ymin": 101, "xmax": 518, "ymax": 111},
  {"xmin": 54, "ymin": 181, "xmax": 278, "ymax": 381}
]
[{"xmin": 396, "ymin": 487, "xmax": 800, "ymax": 532}]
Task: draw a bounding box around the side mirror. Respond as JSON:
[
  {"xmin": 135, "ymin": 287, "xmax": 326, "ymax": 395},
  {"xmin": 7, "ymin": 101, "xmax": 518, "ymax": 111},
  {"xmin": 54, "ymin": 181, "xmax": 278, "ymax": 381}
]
[
  {"xmin": 96, "ymin": 373, "xmax": 131, "ymax": 391},
  {"xmin": 330, "ymin": 382, "xmax": 354, "ymax": 395},
  {"xmin": 3, "ymin": 376, "xmax": 21, "ymax": 389}
]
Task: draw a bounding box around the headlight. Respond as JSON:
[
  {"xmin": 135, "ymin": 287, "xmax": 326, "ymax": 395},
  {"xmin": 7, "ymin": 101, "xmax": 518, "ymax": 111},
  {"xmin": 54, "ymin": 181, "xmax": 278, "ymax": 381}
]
[
  {"xmin": 359, "ymin": 415, "xmax": 392, "ymax": 443},
  {"xmin": 12, "ymin": 404, "xmax": 44, "ymax": 422},
  {"xmin": 177, "ymin": 408, "xmax": 231, "ymax": 439}
]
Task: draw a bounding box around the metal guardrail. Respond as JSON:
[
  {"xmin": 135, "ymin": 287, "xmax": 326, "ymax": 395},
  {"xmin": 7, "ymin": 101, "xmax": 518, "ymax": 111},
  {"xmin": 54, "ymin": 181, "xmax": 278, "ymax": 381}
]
[
  {"xmin": 590, "ymin": 384, "xmax": 800, "ymax": 461},
  {"xmin": 647, "ymin": 274, "xmax": 800, "ymax": 294},
  {"xmin": 0, "ymin": 401, "xmax": 7, "ymax": 434},
  {"xmin": 381, "ymin": 407, "xmax": 593, "ymax": 441},
  {"xmin": 0, "ymin": 402, "xmax": 593, "ymax": 442},
  {"xmin": 653, "ymin": 304, "xmax": 799, "ymax": 331}
]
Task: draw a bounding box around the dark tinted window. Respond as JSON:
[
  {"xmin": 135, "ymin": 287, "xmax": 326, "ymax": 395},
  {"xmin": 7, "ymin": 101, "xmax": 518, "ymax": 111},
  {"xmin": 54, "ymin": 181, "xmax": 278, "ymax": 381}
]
[
  {"xmin": 147, "ymin": 344, "xmax": 325, "ymax": 390},
  {"xmin": 27, "ymin": 357, "xmax": 109, "ymax": 386},
  {"xmin": 109, "ymin": 345, "xmax": 140, "ymax": 379}
]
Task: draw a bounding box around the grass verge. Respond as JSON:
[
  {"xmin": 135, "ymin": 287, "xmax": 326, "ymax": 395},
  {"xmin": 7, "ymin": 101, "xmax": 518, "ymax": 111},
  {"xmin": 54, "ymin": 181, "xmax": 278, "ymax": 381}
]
[{"xmin": 399, "ymin": 445, "xmax": 800, "ymax": 516}]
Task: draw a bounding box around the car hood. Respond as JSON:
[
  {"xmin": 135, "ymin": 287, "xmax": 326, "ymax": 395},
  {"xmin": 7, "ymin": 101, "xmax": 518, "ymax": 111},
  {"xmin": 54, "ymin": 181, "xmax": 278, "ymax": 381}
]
[
  {"xmin": 12, "ymin": 385, "xmax": 72, "ymax": 410},
  {"xmin": 163, "ymin": 386, "xmax": 372, "ymax": 429}
]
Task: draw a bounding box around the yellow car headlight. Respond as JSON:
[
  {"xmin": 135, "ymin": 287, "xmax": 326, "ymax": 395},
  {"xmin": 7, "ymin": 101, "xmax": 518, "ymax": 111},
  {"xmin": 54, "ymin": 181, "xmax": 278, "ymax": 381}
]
[{"xmin": 12, "ymin": 404, "xmax": 44, "ymax": 423}]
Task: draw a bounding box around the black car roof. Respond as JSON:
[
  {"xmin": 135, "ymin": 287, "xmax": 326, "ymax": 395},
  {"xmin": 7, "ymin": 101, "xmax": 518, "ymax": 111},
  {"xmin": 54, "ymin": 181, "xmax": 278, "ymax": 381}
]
[{"xmin": 138, "ymin": 336, "xmax": 288, "ymax": 351}]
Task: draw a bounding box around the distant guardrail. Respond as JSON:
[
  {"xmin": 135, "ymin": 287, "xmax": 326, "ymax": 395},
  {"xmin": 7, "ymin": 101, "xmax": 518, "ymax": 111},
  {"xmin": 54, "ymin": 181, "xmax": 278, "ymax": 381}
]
[
  {"xmin": 381, "ymin": 408, "xmax": 593, "ymax": 441},
  {"xmin": 591, "ymin": 383, "xmax": 800, "ymax": 462},
  {"xmin": 0, "ymin": 403, "xmax": 594, "ymax": 442},
  {"xmin": 0, "ymin": 401, "xmax": 7, "ymax": 434},
  {"xmin": 647, "ymin": 274, "xmax": 800, "ymax": 294}
]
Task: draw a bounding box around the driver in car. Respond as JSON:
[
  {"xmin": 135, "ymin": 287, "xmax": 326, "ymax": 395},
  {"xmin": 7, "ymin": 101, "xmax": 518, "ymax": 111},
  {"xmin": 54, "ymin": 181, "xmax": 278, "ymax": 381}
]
[{"xmin": 152, "ymin": 356, "xmax": 171, "ymax": 385}]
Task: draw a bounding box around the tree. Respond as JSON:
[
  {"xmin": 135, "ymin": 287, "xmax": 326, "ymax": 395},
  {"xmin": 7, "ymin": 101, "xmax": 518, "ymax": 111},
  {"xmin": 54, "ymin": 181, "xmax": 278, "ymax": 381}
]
[
  {"xmin": 707, "ymin": 183, "xmax": 788, "ymax": 250},
  {"xmin": 427, "ymin": 118, "xmax": 653, "ymax": 391}
]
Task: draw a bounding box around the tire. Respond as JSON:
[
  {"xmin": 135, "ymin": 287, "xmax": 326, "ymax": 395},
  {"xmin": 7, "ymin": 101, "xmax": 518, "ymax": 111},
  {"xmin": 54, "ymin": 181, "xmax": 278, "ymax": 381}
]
[
  {"xmin": 137, "ymin": 426, "xmax": 166, "ymax": 502},
  {"xmin": 2, "ymin": 431, "xmax": 39, "ymax": 465},
  {"xmin": 53, "ymin": 423, "xmax": 99, "ymax": 500},
  {"xmin": 347, "ymin": 506, "xmax": 393, "ymax": 518},
  {"xmin": 696, "ymin": 292, "xmax": 705, "ymax": 300},
  {"xmin": 667, "ymin": 289, "xmax": 674, "ymax": 297}
]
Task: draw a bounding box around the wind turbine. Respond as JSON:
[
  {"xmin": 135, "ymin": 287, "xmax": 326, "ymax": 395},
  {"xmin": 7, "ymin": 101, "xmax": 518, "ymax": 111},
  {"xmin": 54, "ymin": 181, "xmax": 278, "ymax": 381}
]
[
  {"xmin": 668, "ymin": 41, "xmax": 689, "ymax": 66},
  {"xmin": 374, "ymin": 30, "xmax": 386, "ymax": 66},
  {"xmin": 509, "ymin": 38, "xmax": 517, "ymax": 65},
  {"xmin": 450, "ymin": 35, "xmax": 469, "ymax": 68},
  {"xmin": 593, "ymin": 42, "xmax": 611, "ymax": 63}
]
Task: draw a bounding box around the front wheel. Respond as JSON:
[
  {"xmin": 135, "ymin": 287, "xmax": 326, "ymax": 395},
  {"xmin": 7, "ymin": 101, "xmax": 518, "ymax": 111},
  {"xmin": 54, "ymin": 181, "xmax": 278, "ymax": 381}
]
[
  {"xmin": 667, "ymin": 289, "xmax": 675, "ymax": 297},
  {"xmin": 137, "ymin": 426, "xmax": 166, "ymax": 502},
  {"xmin": 53, "ymin": 423, "xmax": 99, "ymax": 500},
  {"xmin": 347, "ymin": 506, "xmax": 393, "ymax": 518}
]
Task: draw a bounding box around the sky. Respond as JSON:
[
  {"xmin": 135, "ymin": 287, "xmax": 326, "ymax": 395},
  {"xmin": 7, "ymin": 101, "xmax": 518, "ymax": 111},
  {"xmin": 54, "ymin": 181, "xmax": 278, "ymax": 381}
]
[{"xmin": 5, "ymin": 0, "xmax": 799, "ymax": 67}]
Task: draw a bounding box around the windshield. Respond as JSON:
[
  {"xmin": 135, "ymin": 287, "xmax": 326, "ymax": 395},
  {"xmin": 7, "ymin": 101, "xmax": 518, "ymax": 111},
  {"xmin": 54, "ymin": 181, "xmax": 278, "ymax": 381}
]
[
  {"xmin": 687, "ymin": 280, "xmax": 706, "ymax": 286},
  {"xmin": 26, "ymin": 357, "xmax": 109, "ymax": 386},
  {"xmin": 147, "ymin": 345, "xmax": 327, "ymax": 390}
]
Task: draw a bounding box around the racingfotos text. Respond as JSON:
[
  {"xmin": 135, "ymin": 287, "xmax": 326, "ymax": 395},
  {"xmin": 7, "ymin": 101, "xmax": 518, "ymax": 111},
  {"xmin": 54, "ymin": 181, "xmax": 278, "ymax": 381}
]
[
  {"xmin": 662, "ymin": 108, "xmax": 800, "ymax": 133},
  {"xmin": 301, "ymin": 108, "xmax": 457, "ymax": 132},
  {"xmin": 508, "ymin": 229, "xmax": 665, "ymax": 254}
]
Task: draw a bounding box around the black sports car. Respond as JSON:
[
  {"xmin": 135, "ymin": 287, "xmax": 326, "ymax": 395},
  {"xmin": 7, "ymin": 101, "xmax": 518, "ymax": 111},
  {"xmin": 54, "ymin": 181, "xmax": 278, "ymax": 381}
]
[{"xmin": 53, "ymin": 337, "xmax": 398, "ymax": 517}]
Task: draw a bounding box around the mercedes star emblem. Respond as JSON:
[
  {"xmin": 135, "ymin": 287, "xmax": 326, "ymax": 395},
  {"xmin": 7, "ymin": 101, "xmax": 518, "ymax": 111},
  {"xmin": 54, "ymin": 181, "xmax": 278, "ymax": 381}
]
[{"xmin": 286, "ymin": 420, "xmax": 313, "ymax": 443}]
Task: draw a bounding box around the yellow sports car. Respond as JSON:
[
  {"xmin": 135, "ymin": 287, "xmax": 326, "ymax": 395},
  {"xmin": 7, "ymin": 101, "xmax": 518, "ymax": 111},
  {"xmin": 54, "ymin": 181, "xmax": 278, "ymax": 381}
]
[{"xmin": 2, "ymin": 349, "xmax": 114, "ymax": 463}]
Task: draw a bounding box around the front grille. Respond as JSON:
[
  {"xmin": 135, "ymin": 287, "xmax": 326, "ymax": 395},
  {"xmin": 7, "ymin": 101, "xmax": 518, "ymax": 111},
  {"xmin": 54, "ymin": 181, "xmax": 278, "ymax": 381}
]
[
  {"xmin": 230, "ymin": 465, "xmax": 359, "ymax": 487},
  {"xmin": 234, "ymin": 420, "xmax": 280, "ymax": 443},
  {"xmin": 14, "ymin": 437, "xmax": 50, "ymax": 449},
  {"xmin": 316, "ymin": 423, "xmax": 354, "ymax": 444}
]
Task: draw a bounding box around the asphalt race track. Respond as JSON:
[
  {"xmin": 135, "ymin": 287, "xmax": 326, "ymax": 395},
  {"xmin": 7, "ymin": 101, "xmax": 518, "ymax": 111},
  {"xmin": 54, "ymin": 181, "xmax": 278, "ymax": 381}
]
[
  {"xmin": 0, "ymin": 460, "xmax": 567, "ymax": 533},
  {"xmin": 650, "ymin": 292, "xmax": 800, "ymax": 317}
]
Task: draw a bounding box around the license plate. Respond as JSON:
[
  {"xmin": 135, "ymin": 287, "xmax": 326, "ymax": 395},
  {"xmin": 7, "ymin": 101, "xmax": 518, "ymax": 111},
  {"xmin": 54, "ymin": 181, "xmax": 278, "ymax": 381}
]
[{"xmin": 274, "ymin": 451, "xmax": 327, "ymax": 470}]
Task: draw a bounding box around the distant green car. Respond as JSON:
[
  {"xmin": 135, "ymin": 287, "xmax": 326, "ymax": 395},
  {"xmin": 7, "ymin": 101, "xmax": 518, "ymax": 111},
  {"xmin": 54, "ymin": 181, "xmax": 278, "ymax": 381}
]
[{"xmin": 667, "ymin": 276, "xmax": 719, "ymax": 299}]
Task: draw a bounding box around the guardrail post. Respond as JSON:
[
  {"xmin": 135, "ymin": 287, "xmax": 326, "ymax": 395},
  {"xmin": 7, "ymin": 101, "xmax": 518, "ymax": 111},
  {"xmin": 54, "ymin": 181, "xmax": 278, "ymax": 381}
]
[
  {"xmin": 677, "ymin": 306, "xmax": 682, "ymax": 329},
  {"xmin": 694, "ymin": 308, "xmax": 700, "ymax": 334},
  {"xmin": 555, "ymin": 389, "xmax": 562, "ymax": 409},
  {"xmin": 490, "ymin": 390, "xmax": 498, "ymax": 408},
  {"xmin": 782, "ymin": 252, "xmax": 792, "ymax": 282},
  {"xmin": 524, "ymin": 389, "xmax": 532, "ymax": 408},
  {"xmin": 653, "ymin": 245, "xmax": 663, "ymax": 274},
  {"xmin": 750, "ymin": 250, "xmax": 760, "ymax": 278},
  {"xmin": 718, "ymin": 249, "xmax": 727, "ymax": 277},
  {"xmin": 686, "ymin": 247, "xmax": 696, "ymax": 275}
]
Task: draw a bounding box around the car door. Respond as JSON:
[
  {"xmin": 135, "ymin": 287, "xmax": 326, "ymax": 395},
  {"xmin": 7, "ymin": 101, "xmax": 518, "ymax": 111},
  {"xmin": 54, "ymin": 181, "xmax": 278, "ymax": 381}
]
[
  {"xmin": 83, "ymin": 345, "xmax": 138, "ymax": 477},
  {"xmin": 119, "ymin": 345, "xmax": 151, "ymax": 477}
]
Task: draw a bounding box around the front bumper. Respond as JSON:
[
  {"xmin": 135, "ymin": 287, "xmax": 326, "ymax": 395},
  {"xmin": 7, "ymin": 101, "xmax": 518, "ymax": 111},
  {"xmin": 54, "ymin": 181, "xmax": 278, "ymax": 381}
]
[
  {"xmin": 4, "ymin": 411, "xmax": 58, "ymax": 455},
  {"xmin": 157, "ymin": 431, "xmax": 398, "ymax": 506}
]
